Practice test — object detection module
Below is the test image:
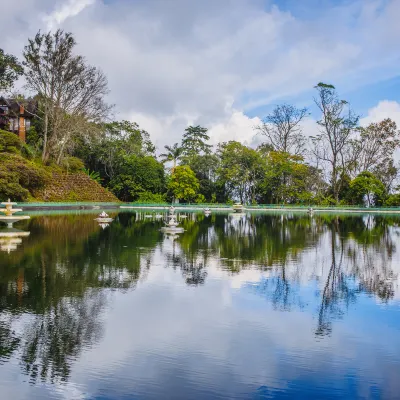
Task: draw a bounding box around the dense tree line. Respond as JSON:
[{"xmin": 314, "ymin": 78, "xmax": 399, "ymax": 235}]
[{"xmin": 1, "ymin": 30, "xmax": 400, "ymax": 205}]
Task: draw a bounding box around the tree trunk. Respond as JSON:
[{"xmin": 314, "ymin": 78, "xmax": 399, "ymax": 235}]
[{"xmin": 42, "ymin": 109, "xmax": 49, "ymax": 163}]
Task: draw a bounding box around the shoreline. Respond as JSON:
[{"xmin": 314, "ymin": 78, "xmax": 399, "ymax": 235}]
[{"xmin": 12, "ymin": 202, "xmax": 400, "ymax": 214}]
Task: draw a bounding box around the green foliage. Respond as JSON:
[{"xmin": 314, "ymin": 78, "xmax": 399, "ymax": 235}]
[
  {"xmin": 168, "ymin": 165, "xmax": 199, "ymax": 202},
  {"xmin": 136, "ymin": 191, "xmax": 166, "ymax": 203},
  {"xmin": 384, "ymin": 194, "xmax": 400, "ymax": 207},
  {"xmin": 218, "ymin": 141, "xmax": 264, "ymax": 204},
  {"xmin": 195, "ymin": 194, "xmax": 206, "ymax": 203},
  {"xmin": 61, "ymin": 157, "xmax": 85, "ymax": 173},
  {"xmin": 188, "ymin": 153, "xmax": 219, "ymax": 202},
  {"xmin": 83, "ymin": 168, "xmax": 102, "ymax": 183},
  {"xmin": 108, "ymin": 155, "xmax": 165, "ymax": 202},
  {"xmin": 0, "ymin": 153, "xmax": 50, "ymax": 201},
  {"xmin": 159, "ymin": 143, "xmax": 183, "ymax": 169},
  {"xmin": 181, "ymin": 125, "xmax": 212, "ymax": 161},
  {"xmin": 0, "ymin": 48, "xmax": 23, "ymax": 90},
  {"xmin": 0, "ymin": 130, "xmax": 23, "ymax": 153},
  {"xmin": 259, "ymin": 151, "xmax": 311, "ymax": 204},
  {"xmin": 347, "ymin": 171, "xmax": 387, "ymax": 206}
]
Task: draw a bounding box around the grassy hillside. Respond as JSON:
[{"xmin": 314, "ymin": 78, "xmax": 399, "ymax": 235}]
[{"xmin": 0, "ymin": 130, "xmax": 118, "ymax": 202}]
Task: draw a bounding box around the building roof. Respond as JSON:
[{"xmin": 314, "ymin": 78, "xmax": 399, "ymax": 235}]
[{"xmin": 0, "ymin": 96, "xmax": 37, "ymax": 118}]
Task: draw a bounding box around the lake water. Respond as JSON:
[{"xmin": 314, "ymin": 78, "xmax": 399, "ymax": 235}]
[{"xmin": 0, "ymin": 211, "xmax": 399, "ymax": 400}]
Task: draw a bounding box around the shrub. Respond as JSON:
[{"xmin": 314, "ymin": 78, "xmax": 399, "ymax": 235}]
[
  {"xmin": 83, "ymin": 168, "xmax": 102, "ymax": 183},
  {"xmin": 0, "ymin": 130, "xmax": 23, "ymax": 153},
  {"xmin": 0, "ymin": 153, "xmax": 50, "ymax": 201},
  {"xmin": 385, "ymin": 194, "xmax": 400, "ymax": 207},
  {"xmin": 195, "ymin": 194, "xmax": 206, "ymax": 203},
  {"xmin": 61, "ymin": 156, "xmax": 85, "ymax": 173},
  {"xmin": 136, "ymin": 191, "xmax": 166, "ymax": 203},
  {"xmin": 0, "ymin": 179, "xmax": 29, "ymax": 201}
]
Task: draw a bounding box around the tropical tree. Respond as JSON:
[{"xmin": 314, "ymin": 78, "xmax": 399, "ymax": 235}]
[
  {"xmin": 168, "ymin": 165, "xmax": 199, "ymax": 202},
  {"xmin": 256, "ymin": 104, "xmax": 309, "ymax": 155},
  {"xmin": 159, "ymin": 143, "xmax": 183, "ymax": 171},
  {"xmin": 181, "ymin": 125, "xmax": 212, "ymax": 161}
]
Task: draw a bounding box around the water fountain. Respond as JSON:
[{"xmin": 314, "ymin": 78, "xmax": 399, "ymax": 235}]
[
  {"xmin": 95, "ymin": 211, "xmax": 113, "ymax": 223},
  {"xmin": 0, "ymin": 229, "xmax": 30, "ymax": 253},
  {"xmin": 161, "ymin": 212, "xmax": 184, "ymax": 233},
  {"xmin": 0, "ymin": 199, "xmax": 30, "ymax": 228},
  {"xmin": 232, "ymin": 203, "xmax": 244, "ymax": 213}
]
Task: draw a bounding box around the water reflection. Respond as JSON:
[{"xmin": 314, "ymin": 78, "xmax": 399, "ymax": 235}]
[
  {"xmin": 0, "ymin": 228, "xmax": 30, "ymax": 253},
  {"xmin": 0, "ymin": 211, "xmax": 399, "ymax": 399}
]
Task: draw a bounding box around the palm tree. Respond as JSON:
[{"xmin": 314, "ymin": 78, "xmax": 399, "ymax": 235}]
[{"xmin": 159, "ymin": 143, "xmax": 183, "ymax": 171}]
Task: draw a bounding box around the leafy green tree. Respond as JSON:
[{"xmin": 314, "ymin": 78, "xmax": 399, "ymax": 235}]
[
  {"xmin": 75, "ymin": 120, "xmax": 156, "ymax": 188},
  {"xmin": 218, "ymin": 141, "xmax": 265, "ymax": 203},
  {"xmin": 259, "ymin": 151, "xmax": 311, "ymax": 204},
  {"xmin": 168, "ymin": 165, "xmax": 199, "ymax": 202},
  {"xmin": 181, "ymin": 125, "xmax": 212, "ymax": 161},
  {"xmin": 0, "ymin": 48, "xmax": 23, "ymax": 91},
  {"xmin": 187, "ymin": 153, "xmax": 219, "ymax": 202},
  {"xmin": 159, "ymin": 143, "xmax": 183, "ymax": 171},
  {"xmin": 347, "ymin": 171, "xmax": 387, "ymax": 206},
  {"xmin": 108, "ymin": 155, "xmax": 165, "ymax": 202}
]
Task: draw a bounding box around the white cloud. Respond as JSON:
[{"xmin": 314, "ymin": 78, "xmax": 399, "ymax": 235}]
[
  {"xmin": 1, "ymin": 0, "xmax": 400, "ymax": 147},
  {"xmin": 360, "ymin": 100, "xmax": 400, "ymax": 127},
  {"xmin": 43, "ymin": 0, "xmax": 96, "ymax": 30}
]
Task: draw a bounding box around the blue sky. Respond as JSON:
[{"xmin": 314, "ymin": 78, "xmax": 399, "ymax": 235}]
[{"xmin": 1, "ymin": 0, "xmax": 399, "ymax": 147}]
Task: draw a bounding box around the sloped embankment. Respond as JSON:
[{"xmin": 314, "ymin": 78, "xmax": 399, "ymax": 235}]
[{"xmin": 34, "ymin": 172, "xmax": 118, "ymax": 202}]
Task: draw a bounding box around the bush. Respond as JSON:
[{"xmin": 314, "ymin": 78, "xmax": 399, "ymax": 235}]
[
  {"xmin": 0, "ymin": 178, "xmax": 29, "ymax": 201},
  {"xmin": 0, "ymin": 153, "xmax": 50, "ymax": 201},
  {"xmin": 61, "ymin": 156, "xmax": 85, "ymax": 173},
  {"xmin": 195, "ymin": 194, "xmax": 206, "ymax": 203},
  {"xmin": 136, "ymin": 191, "xmax": 166, "ymax": 203},
  {"xmin": 0, "ymin": 130, "xmax": 23, "ymax": 153},
  {"xmin": 385, "ymin": 194, "xmax": 400, "ymax": 207}
]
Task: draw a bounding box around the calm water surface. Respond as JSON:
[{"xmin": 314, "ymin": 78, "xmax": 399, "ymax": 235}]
[{"xmin": 0, "ymin": 211, "xmax": 399, "ymax": 399}]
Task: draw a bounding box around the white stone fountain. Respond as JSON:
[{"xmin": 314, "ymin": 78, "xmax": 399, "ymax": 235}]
[
  {"xmin": 232, "ymin": 203, "xmax": 244, "ymax": 213},
  {"xmin": 94, "ymin": 211, "xmax": 113, "ymax": 223},
  {"xmin": 0, "ymin": 199, "xmax": 30, "ymax": 228},
  {"xmin": 161, "ymin": 212, "xmax": 184, "ymax": 233},
  {"xmin": 0, "ymin": 229, "xmax": 30, "ymax": 253}
]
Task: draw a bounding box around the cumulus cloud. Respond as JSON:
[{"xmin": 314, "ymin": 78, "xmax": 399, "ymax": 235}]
[
  {"xmin": 1, "ymin": 0, "xmax": 400, "ymax": 147},
  {"xmin": 360, "ymin": 100, "xmax": 400, "ymax": 127}
]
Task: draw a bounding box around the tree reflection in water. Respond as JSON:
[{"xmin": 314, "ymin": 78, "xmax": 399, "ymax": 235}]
[
  {"xmin": 0, "ymin": 211, "xmax": 399, "ymax": 385},
  {"xmin": 0, "ymin": 212, "xmax": 158, "ymax": 383}
]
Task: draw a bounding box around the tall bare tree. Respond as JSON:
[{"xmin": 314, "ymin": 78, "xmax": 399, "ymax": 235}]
[
  {"xmin": 23, "ymin": 30, "xmax": 111, "ymax": 162},
  {"xmin": 312, "ymin": 83, "xmax": 359, "ymax": 203},
  {"xmin": 256, "ymin": 103, "xmax": 309, "ymax": 155}
]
